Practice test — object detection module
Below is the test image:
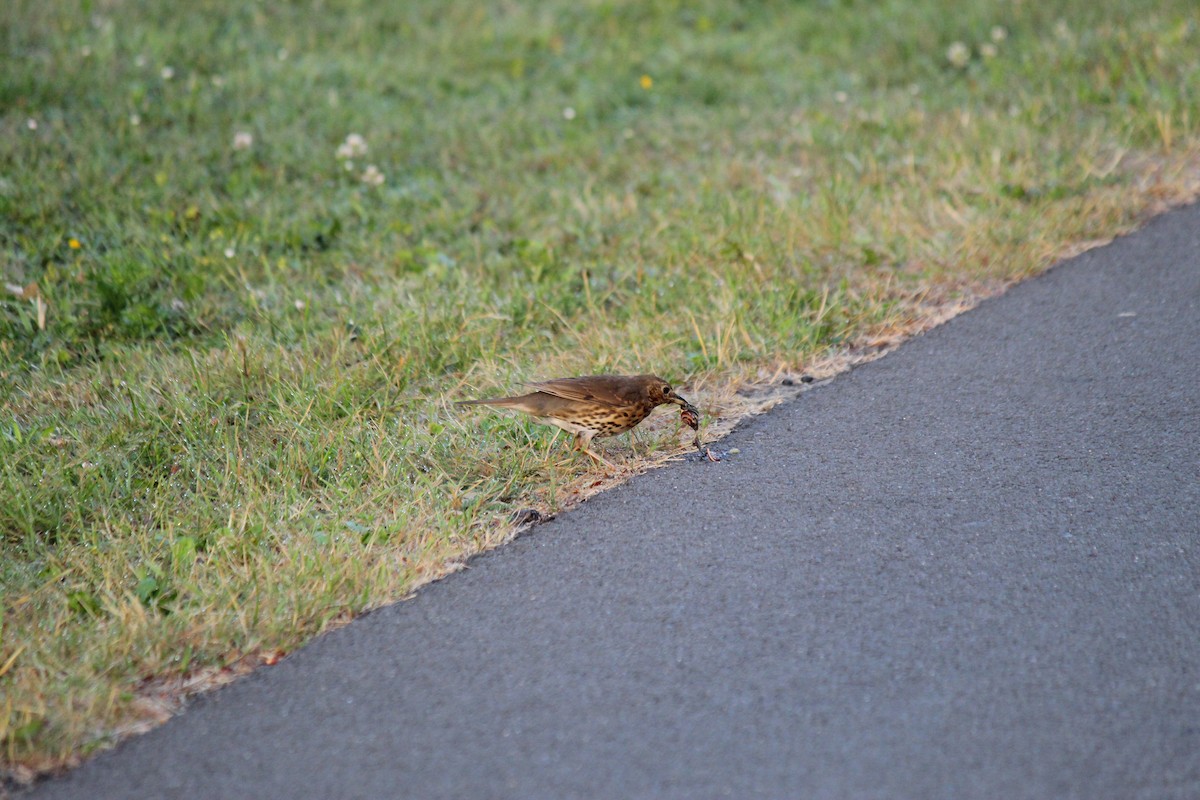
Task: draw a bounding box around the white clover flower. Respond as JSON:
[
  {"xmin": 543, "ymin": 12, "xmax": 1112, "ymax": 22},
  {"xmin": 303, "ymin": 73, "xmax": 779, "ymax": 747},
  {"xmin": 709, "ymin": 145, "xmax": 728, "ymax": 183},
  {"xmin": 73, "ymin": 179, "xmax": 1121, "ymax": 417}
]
[
  {"xmin": 361, "ymin": 164, "xmax": 385, "ymax": 186},
  {"xmin": 991, "ymin": 26, "xmax": 1008, "ymax": 43},
  {"xmin": 337, "ymin": 133, "xmax": 368, "ymax": 159},
  {"xmin": 980, "ymin": 43, "xmax": 998, "ymax": 59},
  {"xmin": 563, "ymin": 107, "xmax": 576, "ymax": 120},
  {"xmin": 26, "ymin": 118, "xmax": 38, "ymax": 130},
  {"xmin": 224, "ymin": 247, "xmax": 236, "ymax": 259},
  {"xmin": 130, "ymin": 113, "xmax": 141, "ymax": 126},
  {"xmin": 161, "ymin": 65, "xmax": 175, "ymax": 80},
  {"xmin": 946, "ymin": 41, "xmax": 971, "ymax": 69},
  {"xmin": 233, "ymin": 131, "xmax": 254, "ymax": 150},
  {"xmin": 294, "ymin": 299, "xmax": 306, "ymax": 311}
]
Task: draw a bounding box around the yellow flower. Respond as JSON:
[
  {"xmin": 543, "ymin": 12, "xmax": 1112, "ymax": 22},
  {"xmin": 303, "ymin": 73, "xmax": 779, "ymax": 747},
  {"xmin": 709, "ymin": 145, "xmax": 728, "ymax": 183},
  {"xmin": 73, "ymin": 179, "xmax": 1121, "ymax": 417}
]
[
  {"xmin": 639, "ymin": 74, "xmax": 653, "ymax": 90},
  {"xmin": 68, "ymin": 238, "xmax": 81, "ymax": 249}
]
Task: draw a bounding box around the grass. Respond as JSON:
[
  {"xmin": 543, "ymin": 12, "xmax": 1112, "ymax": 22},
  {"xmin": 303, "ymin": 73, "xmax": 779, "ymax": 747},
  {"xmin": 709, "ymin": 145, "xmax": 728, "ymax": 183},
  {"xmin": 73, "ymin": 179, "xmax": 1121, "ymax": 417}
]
[{"xmin": 2, "ymin": 0, "xmax": 1199, "ymax": 781}]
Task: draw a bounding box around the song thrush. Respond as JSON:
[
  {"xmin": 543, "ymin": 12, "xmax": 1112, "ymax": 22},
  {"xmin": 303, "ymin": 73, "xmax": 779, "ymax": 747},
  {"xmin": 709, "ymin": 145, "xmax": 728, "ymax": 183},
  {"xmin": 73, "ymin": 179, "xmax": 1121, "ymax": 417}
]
[{"xmin": 456, "ymin": 374, "xmax": 692, "ymax": 469}]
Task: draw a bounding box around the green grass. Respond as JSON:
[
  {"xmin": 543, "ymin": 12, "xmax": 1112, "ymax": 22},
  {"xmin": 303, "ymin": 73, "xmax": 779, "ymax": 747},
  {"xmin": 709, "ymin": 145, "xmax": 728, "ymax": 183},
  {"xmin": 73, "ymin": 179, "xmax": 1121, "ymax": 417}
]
[{"xmin": 3, "ymin": 0, "xmax": 1198, "ymax": 779}]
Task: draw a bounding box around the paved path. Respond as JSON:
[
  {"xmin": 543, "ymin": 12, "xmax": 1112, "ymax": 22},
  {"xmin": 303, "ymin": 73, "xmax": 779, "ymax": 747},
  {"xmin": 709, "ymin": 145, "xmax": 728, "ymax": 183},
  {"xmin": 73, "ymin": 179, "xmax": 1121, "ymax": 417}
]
[{"xmin": 29, "ymin": 204, "xmax": 1200, "ymax": 799}]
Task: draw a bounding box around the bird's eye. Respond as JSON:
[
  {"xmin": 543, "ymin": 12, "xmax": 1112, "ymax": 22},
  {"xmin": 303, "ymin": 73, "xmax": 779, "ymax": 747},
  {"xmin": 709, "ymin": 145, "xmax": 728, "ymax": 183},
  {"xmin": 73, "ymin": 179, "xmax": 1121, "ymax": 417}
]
[{"xmin": 663, "ymin": 385, "xmax": 672, "ymax": 395}]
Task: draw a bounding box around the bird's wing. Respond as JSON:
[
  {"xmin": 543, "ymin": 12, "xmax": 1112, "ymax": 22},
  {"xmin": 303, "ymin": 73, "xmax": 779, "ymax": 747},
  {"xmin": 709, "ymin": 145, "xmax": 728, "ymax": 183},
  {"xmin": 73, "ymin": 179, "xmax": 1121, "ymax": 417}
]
[{"xmin": 525, "ymin": 376, "xmax": 637, "ymax": 407}]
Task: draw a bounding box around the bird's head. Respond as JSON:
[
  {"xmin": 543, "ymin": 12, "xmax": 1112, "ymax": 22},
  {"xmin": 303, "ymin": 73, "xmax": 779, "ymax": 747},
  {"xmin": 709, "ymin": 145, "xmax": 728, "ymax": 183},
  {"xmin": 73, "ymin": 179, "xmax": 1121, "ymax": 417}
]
[{"xmin": 646, "ymin": 377, "xmax": 689, "ymax": 407}]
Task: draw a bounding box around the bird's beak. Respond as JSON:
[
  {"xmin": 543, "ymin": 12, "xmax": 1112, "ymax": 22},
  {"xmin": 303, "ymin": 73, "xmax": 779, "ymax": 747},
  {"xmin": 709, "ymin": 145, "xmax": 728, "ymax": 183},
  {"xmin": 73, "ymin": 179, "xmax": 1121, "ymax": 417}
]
[{"xmin": 669, "ymin": 393, "xmax": 690, "ymax": 407}]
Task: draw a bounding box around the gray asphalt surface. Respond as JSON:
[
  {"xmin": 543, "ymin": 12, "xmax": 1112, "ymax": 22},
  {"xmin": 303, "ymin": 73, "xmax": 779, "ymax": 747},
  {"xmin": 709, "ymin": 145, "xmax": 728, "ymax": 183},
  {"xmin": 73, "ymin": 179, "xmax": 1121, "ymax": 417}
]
[{"xmin": 28, "ymin": 203, "xmax": 1200, "ymax": 799}]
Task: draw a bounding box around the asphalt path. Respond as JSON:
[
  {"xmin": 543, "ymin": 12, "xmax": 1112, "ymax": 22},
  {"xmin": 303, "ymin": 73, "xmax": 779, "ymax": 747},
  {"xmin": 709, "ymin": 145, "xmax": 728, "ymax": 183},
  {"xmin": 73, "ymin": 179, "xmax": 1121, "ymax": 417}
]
[{"xmin": 28, "ymin": 203, "xmax": 1200, "ymax": 799}]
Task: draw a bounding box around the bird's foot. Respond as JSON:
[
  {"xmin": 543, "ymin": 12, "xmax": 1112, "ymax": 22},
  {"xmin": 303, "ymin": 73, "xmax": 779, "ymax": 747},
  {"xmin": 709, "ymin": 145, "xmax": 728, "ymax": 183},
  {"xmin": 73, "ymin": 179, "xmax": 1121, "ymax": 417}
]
[{"xmin": 583, "ymin": 448, "xmax": 620, "ymax": 472}]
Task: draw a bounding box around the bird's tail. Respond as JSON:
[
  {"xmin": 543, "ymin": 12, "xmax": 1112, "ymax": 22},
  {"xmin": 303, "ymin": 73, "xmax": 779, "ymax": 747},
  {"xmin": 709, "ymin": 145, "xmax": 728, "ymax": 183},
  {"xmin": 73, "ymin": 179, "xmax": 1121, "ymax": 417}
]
[{"xmin": 455, "ymin": 397, "xmax": 518, "ymax": 407}]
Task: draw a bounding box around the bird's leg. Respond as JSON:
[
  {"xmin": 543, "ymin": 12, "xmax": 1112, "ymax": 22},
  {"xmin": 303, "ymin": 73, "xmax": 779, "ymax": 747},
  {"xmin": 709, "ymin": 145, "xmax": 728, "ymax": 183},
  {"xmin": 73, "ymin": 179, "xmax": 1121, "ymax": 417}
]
[
  {"xmin": 628, "ymin": 428, "xmax": 641, "ymax": 457},
  {"xmin": 574, "ymin": 432, "xmax": 618, "ymax": 471},
  {"xmin": 583, "ymin": 448, "xmax": 619, "ymax": 470}
]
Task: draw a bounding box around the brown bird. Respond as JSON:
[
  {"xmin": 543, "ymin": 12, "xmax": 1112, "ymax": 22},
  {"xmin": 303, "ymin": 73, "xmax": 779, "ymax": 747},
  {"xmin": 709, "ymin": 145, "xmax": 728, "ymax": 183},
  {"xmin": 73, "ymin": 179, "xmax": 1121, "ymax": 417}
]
[{"xmin": 456, "ymin": 374, "xmax": 692, "ymax": 469}]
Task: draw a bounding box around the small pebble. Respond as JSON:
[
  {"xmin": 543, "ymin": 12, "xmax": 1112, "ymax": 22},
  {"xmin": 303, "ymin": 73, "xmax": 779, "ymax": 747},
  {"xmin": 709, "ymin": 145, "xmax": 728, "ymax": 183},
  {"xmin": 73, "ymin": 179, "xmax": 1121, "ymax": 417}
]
[
  {"xmin": 782, "ymin": 378, "xmax": 794, "ymax": 386},
  {"xmin": 728, "ymin": 448, "xmax": 740, "ymax": 455},
  {"xmin": 800, "ymin": 375, "xmax": 814, "ymax": 383}
]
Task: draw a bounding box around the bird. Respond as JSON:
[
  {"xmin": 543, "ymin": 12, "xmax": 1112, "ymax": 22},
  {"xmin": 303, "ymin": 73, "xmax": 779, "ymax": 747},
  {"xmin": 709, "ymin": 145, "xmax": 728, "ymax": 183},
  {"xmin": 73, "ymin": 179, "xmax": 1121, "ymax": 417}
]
[{"xmin": 456, "ymin": 374, "xmax": 693, "ymax": 469}]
